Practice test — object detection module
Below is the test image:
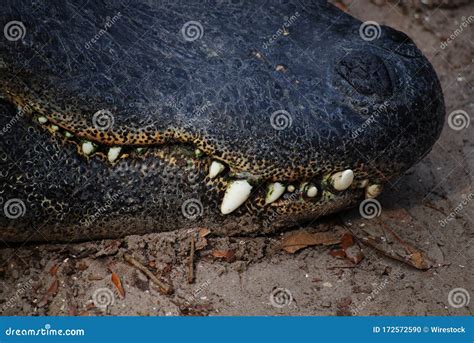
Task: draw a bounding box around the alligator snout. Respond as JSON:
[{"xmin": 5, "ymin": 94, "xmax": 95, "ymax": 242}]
[{"xmin": 0, "ymin": 0, "xmax": 445, "ymax": 242}]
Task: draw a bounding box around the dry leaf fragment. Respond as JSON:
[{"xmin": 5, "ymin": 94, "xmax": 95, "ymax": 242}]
[
  {"xmin": 199, "ymin": 228, "xmax": 211, "ymax": 238},
  {"xmin": 38, "ymin": 277, "xmax": 59, "ymax": 308},
  {"xmin": 333, "ymin": 1, "xmax": 348, "ymax": 12},
  {"xmin": 49, "ymin": 264, "xmax": 59, "ymax": 277},
  {"xmin": 281, "ymin": 231, "xmax": 341, "ymax": 253},
  {"xmin": 212, "ymin": 250, "xmax": 236, "ymax": 262},
  {"xmin": 195, "ymin": 228, "xmax": 210, "ymax": 250},
  {"xmin": 48, "ymin": 278, "xmax": 59, "ymax": 294},
  {"xmin": 328, "ymin": 233, "xmax": 364, "ymax": 264},
  {"xmin": 111, "ymin": 272, "xmax": 125, "ymax": 299}
]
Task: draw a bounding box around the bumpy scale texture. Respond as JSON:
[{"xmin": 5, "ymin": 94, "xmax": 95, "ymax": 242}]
[{"xmin": 0, "ymin": 0, "xmax": 444, "ymax": 242}]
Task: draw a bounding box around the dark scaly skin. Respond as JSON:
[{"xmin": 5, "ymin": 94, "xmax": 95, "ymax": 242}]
[{"xmin": 0, "ymin": 0, "xmax": 444, "ymax": 242}]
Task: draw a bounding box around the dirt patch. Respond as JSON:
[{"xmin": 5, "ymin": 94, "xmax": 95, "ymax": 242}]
[{"xmin": 1, "ymin": 0, "xmax": 472, "ymax": 316}]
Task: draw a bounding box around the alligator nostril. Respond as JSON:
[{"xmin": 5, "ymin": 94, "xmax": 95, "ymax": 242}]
[{"xmin": 335, "ymin": 52, "xmax": 393, "ymax": 97}]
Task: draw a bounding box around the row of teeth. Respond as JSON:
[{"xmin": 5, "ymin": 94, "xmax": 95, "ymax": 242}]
[
  {"xmin": 37, "ymin": 116, "xmax": 138, "ymax": 163},
  {"xmin": 207, "ymin": 159, "xmax": 382, "ymax": 215},
  {"xmin": 37, "ymin": 116, "xmax": 383, "ymax": 214},
  {"xmin": 81, "ymin": 141, "xmax": 123, "ymax": 163}
]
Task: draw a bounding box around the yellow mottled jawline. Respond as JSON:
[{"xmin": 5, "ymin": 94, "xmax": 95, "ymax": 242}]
[{"xmin": 8, "ymin": 89, "xmax": 385, "ymax": 216}]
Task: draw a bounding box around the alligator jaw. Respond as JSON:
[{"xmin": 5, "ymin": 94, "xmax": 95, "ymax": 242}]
[{"xmin": 20, "ymin": 107, "xmax": 386, "ymax": 218}]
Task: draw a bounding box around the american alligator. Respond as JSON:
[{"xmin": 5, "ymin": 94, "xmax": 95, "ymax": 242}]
[{"xmin": 0, "ymin": 0, "xmax": 444, "ymax": 242}]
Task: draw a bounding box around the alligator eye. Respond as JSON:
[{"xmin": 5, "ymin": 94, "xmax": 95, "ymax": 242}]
[{"xmin": 335, "ymin": 52, "xmax": 393, "ymax": 97}]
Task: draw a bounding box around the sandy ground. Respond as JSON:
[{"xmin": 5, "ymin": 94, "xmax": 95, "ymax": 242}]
[{"xmin": 0, "ymin": 0, "xmax": 472, "ymax": 316}]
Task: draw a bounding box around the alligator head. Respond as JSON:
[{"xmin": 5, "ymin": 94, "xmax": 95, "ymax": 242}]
[{"xmin": 0, "ymin": 0, "xmax": 444, "ymax": 242}]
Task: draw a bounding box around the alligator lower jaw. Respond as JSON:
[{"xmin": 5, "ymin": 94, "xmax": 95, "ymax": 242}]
[{"xmin": 29, "ymin": 112, "xmax": 384, "ymax": 217}]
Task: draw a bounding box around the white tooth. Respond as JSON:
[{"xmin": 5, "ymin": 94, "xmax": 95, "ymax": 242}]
[
  {"xmin": 50, "ymin": 125, "xmax": 59, "ymax": 132},
  {"xmin": 209, "ymin": 161, "xmax": 225, "ymax": 179},
  {"xmin": 108, "ymin": 147, "xmax": 122, "ymax": 163},
  {"xmin": 287, "ymin": 185, "xmax": 295, "ymax": 193},
  {"xmin": 81, "ymin": 141, "xmax": 95, "ymax": 155},
  {"xmin": 306, "ymin": 185, "xmax": 318, "ymax": 197},
  {"xmin": 37, "ymin": 116, "xmax": 48, "ymax": 124},
  {"xmin": 358, "ymin": 179, "xmax": 369, "ymax": 188},
  {"xmin": 331, "ymin": 169, "xmax": 354, "ymax": 191},
  {"xmin": 136, "ymin": 147, "xmax": 145, "ymax": 153},
  {"xmin": 64, "ymin": 131, "xmax": 73, "ymax": 138},
  {"xmin": 220, "ymin": 180, "xmax": 253, "ymax": 214},
  {"xmin": 194, "ymin": 149, "xmax": 203, "ymax": 158},
  {"xmin": 366, "ymin": 184, "xmax": 382, "ymax": 199},
  {"xmin": 265, "ymin": 182, "xmax": 285, "ymax": 204},
  {"xmin": 299, "ymin": 182, "xmax": 308, "ymax": 192}
]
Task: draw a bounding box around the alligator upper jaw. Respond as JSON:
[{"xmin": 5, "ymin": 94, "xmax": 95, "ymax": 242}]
[{"xmin": 21, "ymin": 105, "xmax": 385, "ymax": 217}]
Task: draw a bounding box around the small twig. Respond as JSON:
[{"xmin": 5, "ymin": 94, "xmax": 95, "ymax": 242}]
[
  {"xmin": 124, "ymin": 254, "xmax": 173, "ymax": 295},
  {"xmin": 188, "ymin": 236, "xmax": 195, "ymax": 284}
]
